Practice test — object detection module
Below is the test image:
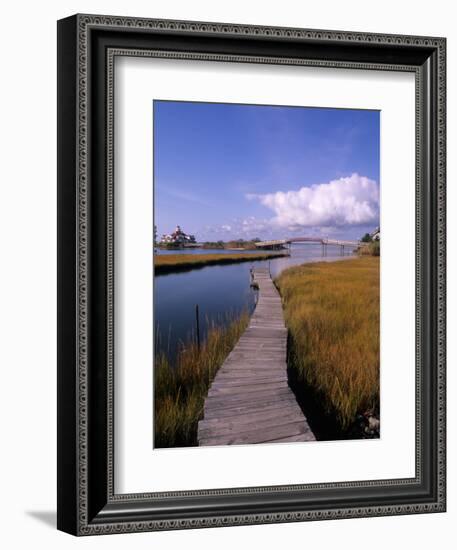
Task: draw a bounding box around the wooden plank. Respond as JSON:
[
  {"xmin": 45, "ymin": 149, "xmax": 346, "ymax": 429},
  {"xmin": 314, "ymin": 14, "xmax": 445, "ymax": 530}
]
[
  {"xmin": 198, "ymin": 409, "xmax": 306, "ymax": 434},
  {"xmin": 210, "ymin": 373, "xmax": 288, "ymax": 383},
  {"xmin": 228, "ymin": 351, "xmax": 285, "ymax": 357},
  {"xmin": 214, "ymin": 373, "xmax": 287, "ymax": 381},
  {"xmin": 228, "ymin": 345, "xmax": 286, "ymax": 352},
  {"xmin": 267, "ymin": 434, "xmax": 314, "ymax": 443},
  {"xmin": 199, "ymin": 420, "xmax": 313, "ymax": 446},
  {"xmin": 199, "ymin": 415, "xmax": 308, "ymax": 440},
  {"xmin": 210, "ymin": 374, "xmax": 288, "ymax": 385},
  {"xmin": 219, "ymin": 360, "xmax": 287, "ymax": 370},
  {"xmin": 216, "ymin": 364, "xmax": 286, "ymax": 373},
  {"xmin": 223, "ymin": 356, "xmax": 287, "ymax": 363},
  {"xmin": 203, "ymin": 400, "xmax": 301, "ymax": 420},
  {"xmin": 203, "ymin": 397, "xmax": 301, "ymax": 417},
  {"xmin": 208, "ymin": 381, "xmax": 289, "ymax": 396},
  {"xmin": 223, "ymin": 357, "xmax": 285, "ymax": 364},
  {"xmin": 208, "ymin": 384, "xmax": 290, "ymax": 397},
  {"xmin": 204, "ymin": 395, "xmax": 300, "ymax": 416},
  {"xmin": 204, "ymin": 388, "xmax": 293, "ymax": 408},
  {"xmin": 217, "ymin": 368, "xmax": 287, "ymax": 377}
]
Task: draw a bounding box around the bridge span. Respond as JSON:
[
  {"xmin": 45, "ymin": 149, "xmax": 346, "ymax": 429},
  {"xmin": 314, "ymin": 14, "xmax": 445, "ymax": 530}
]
[{"xmin": 255, "ymin": 237, "xmax": 366, "ymax": 254}]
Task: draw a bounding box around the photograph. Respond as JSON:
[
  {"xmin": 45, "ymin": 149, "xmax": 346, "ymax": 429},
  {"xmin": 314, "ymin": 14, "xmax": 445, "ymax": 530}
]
[{"xmin": 153, "ymin": 100, "xmax": 381, "ymax": 448}]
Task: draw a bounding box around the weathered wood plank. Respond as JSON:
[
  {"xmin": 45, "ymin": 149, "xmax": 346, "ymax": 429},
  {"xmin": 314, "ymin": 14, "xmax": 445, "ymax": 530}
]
[
  {"xmin": 199, "ymin": 417, "xmax": 307, "ymax": 440},
  {"xmin": 204, "ymin": 388, "xmax": 293, "ymax": 409},
  {"xmin": 225, "ymin": 351, "xmax": 286, "ymax": 359},
  {"xmin": 211, "ymin": 373, "xmax": 288, "ymax": 384},
  {"xmin": 218, "ymin": 366, "xmax": 286, "ymax": 374},
  {"xmin": 204, "ymin": 394, "xmax": 300, "ymax": 416},
  {"xmin": 213, "ymin": 378, "xmax": 285, "ymax": 388},
  {"xmin": 198, "ymin": 409, "xmax": 305, "ymax": 434},
  {"xmin": 266, "ymin": 434, "xmax": 315, "ymax": 443},
  {"xmin": 198, "ymin": 268, "xmax": 315, "ymax": 446},
  {"xmin": 208, "ymin": 381, "xmax": 289, "ymax": 396},
  {"xmin": 199, "ymin": 420, "xmax": 312, "ymax": 446},
  {"xmin": 203, "ymin": 401, "xmax": 300, "ymax": 420}
]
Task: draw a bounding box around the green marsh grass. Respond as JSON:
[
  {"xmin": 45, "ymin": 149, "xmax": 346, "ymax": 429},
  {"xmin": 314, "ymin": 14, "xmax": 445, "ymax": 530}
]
[
  {"xmin": 276, "ymin": 257, "xmax": 379, "ymax": 430},
  {"xmin": 358, "ymin": 241, "xmax": 380, "ymax": 256},
  {"xmin": 154, "ymin": 312, "xmax": 250, "ymax": 448}
]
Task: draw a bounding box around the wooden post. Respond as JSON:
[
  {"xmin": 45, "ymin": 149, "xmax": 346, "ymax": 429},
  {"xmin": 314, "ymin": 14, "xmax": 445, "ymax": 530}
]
[{"xmin": 195, "ymin": 304, "xmax": 201, "ymax": 351}]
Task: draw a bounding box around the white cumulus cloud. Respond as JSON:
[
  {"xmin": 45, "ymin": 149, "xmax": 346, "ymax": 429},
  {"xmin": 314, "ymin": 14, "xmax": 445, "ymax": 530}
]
[{"xmin": 247, "ymin": 173, "xmax": 379, "ymax": 228}]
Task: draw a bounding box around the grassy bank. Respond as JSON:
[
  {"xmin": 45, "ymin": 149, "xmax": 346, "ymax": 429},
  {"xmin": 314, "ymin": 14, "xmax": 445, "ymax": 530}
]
[
  {"xmin": 155, "ymin": 252, "xmax": 288, "ymax": 274},
  {"xmin": 358, "ymin": 240, "xmax": 380, "ymax": 256},
  {"xmin": 201, "ymin": 240, "xmax": 259, "ymax": 250},
  {"xmin": 154, "ymin": 312, "xmax": 250, "ymax": 448},
  {"xmin": 276, "ymin": 257, "xmax": 379, "ymax": 431}
]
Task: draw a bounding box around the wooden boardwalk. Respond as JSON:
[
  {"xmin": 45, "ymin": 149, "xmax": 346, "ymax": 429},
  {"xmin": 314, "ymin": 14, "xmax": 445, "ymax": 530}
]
[{"xmin": 198, "ymin": 268, "xmax": 315, "ymax": 446}]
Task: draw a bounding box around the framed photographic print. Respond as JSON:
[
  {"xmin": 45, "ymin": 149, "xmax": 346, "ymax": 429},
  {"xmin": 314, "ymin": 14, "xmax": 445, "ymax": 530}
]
[{"xmin": 57, "ymin": 14, "xmax": 446, "ymax": 535}]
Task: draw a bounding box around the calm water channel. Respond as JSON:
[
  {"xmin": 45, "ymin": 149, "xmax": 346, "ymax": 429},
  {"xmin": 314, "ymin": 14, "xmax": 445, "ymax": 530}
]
[{"xmin": 154, "ymin": 245, "xmax": 354, "ymax": 365}]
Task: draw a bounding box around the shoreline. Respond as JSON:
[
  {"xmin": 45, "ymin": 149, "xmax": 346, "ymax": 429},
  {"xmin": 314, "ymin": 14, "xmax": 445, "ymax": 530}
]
[{"xmin": 154, "ymin": 251, "xmax": 289, "ymax": 274}]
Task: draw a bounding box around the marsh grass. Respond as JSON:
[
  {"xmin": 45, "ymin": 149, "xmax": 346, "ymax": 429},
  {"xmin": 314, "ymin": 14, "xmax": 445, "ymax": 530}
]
[
  {"xmin": 154, "ymin": 312, "xmax": 250, "ymax": 448},
  {"xmin": 358, "ymin": 241, "xmax": 380, "ymax": 257},
  {"xmin": 154, "ymin": 252, "xmax": 287, "ymax": 274},
  {"xmin": 276, "ymin": 257, "xmax": 380, "ymax": 430}
]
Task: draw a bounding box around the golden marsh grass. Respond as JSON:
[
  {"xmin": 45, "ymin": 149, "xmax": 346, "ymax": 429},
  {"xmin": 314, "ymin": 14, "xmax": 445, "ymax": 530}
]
[
  {"xmin": 276, "ymin": 257, "xmax": 380, "ymax": 429},
  {"xmin": 154, "ymin": 312, "xmax": 249, "ymax": 447}
]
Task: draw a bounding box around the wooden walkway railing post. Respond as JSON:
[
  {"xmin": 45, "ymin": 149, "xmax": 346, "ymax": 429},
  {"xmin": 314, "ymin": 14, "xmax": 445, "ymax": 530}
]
[{"xmin": 195, "ymin": 304, "xmax": 201, "ymax": 351}]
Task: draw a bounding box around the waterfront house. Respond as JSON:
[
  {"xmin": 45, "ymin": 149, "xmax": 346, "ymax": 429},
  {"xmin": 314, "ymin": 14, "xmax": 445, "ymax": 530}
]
[{"xmin": 160, "ymin": 225, "xmax": 196, "ymax": 246}]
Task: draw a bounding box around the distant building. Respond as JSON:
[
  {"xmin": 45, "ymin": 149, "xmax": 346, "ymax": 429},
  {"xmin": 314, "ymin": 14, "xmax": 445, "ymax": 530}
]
[
  {"xmin": 160, "ymin": 225, "xmax": 196, "ymax": 245},
  {"xmin": 370, "ymin": 227, "xmax": 380, "ymax": 241}
]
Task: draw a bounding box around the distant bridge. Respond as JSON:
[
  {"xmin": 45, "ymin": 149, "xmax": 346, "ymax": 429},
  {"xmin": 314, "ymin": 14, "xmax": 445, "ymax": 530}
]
[{"xmin": 255, "ymin": 237, "xmax": 367, "ymax": 254}]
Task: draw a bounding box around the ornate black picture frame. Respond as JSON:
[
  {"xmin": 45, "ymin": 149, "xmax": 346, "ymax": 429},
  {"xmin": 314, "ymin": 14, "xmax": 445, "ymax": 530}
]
[{"xmin": 57, "ymin": 14, "xmax": 446, "ymax": 535}]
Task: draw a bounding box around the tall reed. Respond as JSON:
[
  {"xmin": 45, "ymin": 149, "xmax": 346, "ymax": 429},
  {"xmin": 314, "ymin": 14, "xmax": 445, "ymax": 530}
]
[
  {"xmin": 154, "ymin": 312, "xmax": 250, "ymax": 448},
  {"xmin": 276, "ymin": 257, "xmax": 379, "ymax": 429},
  {"xmin": 358, "ymin": 241, "xmax": 380, "ymax": 256}
]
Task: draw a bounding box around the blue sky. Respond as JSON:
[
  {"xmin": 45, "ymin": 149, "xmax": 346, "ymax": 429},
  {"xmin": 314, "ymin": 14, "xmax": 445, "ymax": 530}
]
[{"xmin": 154, "ymin": 101, "xmax": 380, "ymax": 242}]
